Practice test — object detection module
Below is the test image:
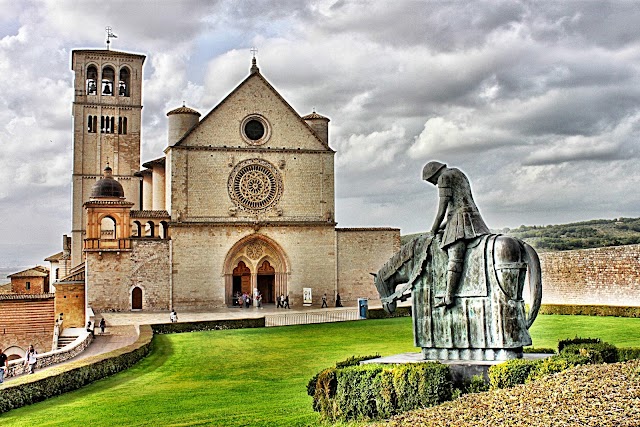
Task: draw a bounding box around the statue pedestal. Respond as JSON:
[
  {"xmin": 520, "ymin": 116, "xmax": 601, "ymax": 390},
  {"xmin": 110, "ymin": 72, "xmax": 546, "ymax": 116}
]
[{"xmin": 361, "ymin": 352, "xmax": 550, "ymax": 386}]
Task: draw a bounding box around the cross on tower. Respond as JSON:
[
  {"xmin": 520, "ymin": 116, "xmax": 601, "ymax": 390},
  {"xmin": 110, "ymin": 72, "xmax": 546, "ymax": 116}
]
[
  {"xmin": 250, "ymin": 47, "xmax": 258, "ymax": 58},
  {"xmin": 105, "ymin": 26, "xmax": 118, "ymax": 50}
]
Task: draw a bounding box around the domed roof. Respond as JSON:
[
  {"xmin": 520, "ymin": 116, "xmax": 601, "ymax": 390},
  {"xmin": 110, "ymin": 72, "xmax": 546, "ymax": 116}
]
[
  {"xmin": 302, "ymin": 111, "xmax": 329, "ymax": 121},
  {"xmin": 166, "ymin": 103, "xmax": 201, "ymax": 117},
  {"xmin": 91, "ymin": 165, "xmax": 125, "ymax": 198}
]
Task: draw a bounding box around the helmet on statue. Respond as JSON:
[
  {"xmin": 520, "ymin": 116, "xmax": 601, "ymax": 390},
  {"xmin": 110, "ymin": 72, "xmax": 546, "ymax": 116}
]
[{"xmin": 422, "ymin": 161, "xmax": 446, "ymax": 183}]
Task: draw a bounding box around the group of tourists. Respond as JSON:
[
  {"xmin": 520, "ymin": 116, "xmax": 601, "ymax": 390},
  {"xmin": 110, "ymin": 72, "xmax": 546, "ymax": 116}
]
[{"xmin": 276, "ymin": 294, "xmax": 290, "ymax": 309}]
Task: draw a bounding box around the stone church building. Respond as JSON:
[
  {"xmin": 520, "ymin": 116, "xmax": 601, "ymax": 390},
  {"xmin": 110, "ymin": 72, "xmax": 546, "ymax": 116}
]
[{"xmin": 62, "ymin": 47, "xmax": 400, "ymax": 314}]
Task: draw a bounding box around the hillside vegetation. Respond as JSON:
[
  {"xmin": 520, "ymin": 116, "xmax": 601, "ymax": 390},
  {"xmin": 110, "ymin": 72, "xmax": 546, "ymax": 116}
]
[{"xmin": 402, "ymin": 217, "xmax": 640, "ymax": 252}]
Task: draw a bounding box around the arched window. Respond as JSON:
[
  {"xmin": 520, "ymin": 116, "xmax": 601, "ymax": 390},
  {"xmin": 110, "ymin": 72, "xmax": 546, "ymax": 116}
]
[
  {"xmin": 119, "ymin": 67, "xmax": 130, "ymax": 97},
  {"xmin": 145, "ymin": 221, "xmax": 155, "ymax": 237},
  {"xmin": 132, "ymin": 221, "xmax": 142, "ymax": 237},
  {"xmin": 102, "ymin": 66, "xmax": 115, "ymax": 96},
  {"xmin": 88, "ymin": 115, "xmax": 98, "ymax": 133},
  {"xmin": 86, "ymin": 65, "xmax": 98, "ymax": 95},
  {"xmin": 100, "ymin": 216, "xmax": 116, "ymax": 239},
  {"xmin": 118, "ymin": 117, "xmax": 128, "ymax": 134},
  {"xmin": 101, "ymin": 116, "xmax": 115, "ymax": 133},
  {"xmin": 160, "ymin": 221, "xmax": 169, "ymax": 239}
]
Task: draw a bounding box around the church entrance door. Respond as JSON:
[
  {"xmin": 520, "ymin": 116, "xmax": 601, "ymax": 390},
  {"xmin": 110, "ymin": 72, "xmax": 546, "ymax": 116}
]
[
  {"xmin": 232, "ymin": 261, "xmax": 252, "ymax": 305},
  {"xmin": 257, "ymin": 260, "xmax": 275, "ymax": 303}
]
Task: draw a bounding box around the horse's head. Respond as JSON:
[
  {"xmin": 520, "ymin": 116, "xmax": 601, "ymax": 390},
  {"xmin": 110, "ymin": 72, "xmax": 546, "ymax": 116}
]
[{"xmin": 371, "ymin": 272, "xmax": 397, "ymax": 314}]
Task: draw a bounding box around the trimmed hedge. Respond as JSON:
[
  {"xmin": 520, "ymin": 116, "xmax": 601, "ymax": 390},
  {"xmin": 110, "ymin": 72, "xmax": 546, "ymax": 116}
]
[
  {"xmin": 151, "ymin": 317, "xmax": 264, "ymax": 334},
  {"xmin": 558, "ymin": 337, "xmax": 601, "ymax": 353},
  {"xmin": 367, "ymin": 306, "xmax": 412, "ymax": 319},
  {"xmin": 0, "ymin": 325, "xmax": 153, "ymax": 414},
  {"xmin": 560, "ymin": 342, "xmax": 618, "ymax": 364},
  {"xmin": 309, "ymin": 357, "xmax": 451, "ymax": 422},
  {"xmin": 539, "ymin": 304, "xmax": 640, "ymax": 318},
  {"xmin": 618, "ymin": 347, "xmax": 640, "ymax": 361}
]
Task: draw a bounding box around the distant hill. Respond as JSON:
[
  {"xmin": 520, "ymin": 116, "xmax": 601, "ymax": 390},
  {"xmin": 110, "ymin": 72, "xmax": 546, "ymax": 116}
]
[{"xmin": 401, "ymin": 217, "xmax": 640, "ymax": 252}]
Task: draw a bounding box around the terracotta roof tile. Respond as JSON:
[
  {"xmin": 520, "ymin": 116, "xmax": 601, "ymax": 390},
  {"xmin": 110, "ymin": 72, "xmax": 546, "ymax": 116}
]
[{"xmin": 7, "ymin": 266, "xmax": 49, "ymax": 278}]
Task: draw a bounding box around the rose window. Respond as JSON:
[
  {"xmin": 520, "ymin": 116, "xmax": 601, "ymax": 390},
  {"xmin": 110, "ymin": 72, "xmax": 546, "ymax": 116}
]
[{"xmin": 228, "ymin": 159, "xmax": 283, "ymax": 212}]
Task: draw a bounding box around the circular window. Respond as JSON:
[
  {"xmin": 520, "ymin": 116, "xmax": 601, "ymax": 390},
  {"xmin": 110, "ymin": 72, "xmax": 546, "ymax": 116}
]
[
  {"xmin": 245, "ymin": 120, "xmax": 264, "ymax": 140},
  {"xmin": 240, "ymin": 115, "xmax": 271, "ymax": 145},
  {"xmin": 228, "ymin": 159, "xmax": 283, "ymax": 212}
]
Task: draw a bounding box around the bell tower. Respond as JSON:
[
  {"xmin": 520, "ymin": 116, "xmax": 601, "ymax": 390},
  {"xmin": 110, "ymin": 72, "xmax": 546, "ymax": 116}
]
[{"xmin": 70, "ymin": 49, "xmax": 145, "ymax": 266}]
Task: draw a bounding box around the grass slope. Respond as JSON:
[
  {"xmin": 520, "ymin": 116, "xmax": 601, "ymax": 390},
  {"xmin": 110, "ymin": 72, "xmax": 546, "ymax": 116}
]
[{"xmin": 2, "ymin": 315, "xmax": 640, "ymax": 426}]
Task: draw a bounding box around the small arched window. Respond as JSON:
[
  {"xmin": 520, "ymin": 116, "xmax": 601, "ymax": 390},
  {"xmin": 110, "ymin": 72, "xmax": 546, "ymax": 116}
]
[
  {"xmin": 132, "ymin": 221, "xmax": 142, "ymax": 237},
  {"xmin": 118, "ymin": 117, "xmax": 128, "ymax": 134},
  {"xmin": 101, "ymin": 216, "xmax": 116, "ymax": 239},
  {"xmin": 145, "ymin": 221, "xmax": 155, "ymax": 238},
  {"xmin": 160, "ymin": 221, "xmax": 169, "ymax": 239},
  {"xmin": 119, "ymin": 67, "xmax": 130, "ymax": 97},
  {"xmin": 86, "ymin": 65, "xmax": 98, "ymax": 95},
  {"xmin": 102, "ymin": 66, "xmax": 115, "ymax": 96}
]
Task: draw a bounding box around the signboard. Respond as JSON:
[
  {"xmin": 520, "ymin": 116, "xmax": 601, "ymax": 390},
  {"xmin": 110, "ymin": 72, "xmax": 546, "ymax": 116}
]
[{"xmin": 303, "ymin": 288, "xmax": 312, "ymax": 306}]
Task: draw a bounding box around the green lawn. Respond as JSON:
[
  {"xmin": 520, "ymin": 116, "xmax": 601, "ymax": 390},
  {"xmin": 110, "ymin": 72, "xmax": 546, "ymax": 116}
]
[{"xmin": 2, "ymin": 315, "xmax": 640, "ymax": 426}]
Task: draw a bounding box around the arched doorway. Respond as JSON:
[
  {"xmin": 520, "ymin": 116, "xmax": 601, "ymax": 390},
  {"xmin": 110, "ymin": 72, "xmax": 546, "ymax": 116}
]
[
  {"xmin": 132, "ymin": 286, "xmax": 142, "ymax": 310},
  {"xmin": 232, "ymin": 261, "xmax": 251, "ymax": 306},
  {"xmin": 257, "ymin": 260, "xmax": 275, "ymax": 303},
  {"xmin": 223, "ymin": 235, "xmax": 289, "ymax": 307}
]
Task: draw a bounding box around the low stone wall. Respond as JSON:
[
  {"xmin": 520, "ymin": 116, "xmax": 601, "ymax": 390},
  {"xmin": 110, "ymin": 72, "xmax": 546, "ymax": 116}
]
[
  {"xmin": 539, "ymin": 244, "xmax": 640, "ymax": 307},
  {"xmin": 0, "ymin": 325, "xmax": 152, "ymax": 414},
  {"xmin": 5, "ymin": 331, "xmax": 93, "ymax": 378}
]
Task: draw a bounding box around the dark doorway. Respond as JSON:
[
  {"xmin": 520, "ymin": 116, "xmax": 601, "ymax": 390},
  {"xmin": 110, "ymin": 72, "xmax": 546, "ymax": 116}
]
[
  {"xmin": 233, "ymin": 261, "xmax": 251, "ymax": 305},
  {"xmin": 257, "ymin": 260, "xmax": 275, "ymax": 303},
  {"xmin": 132, "ymin": 287, "xmax": 142, "ymax": 310}
]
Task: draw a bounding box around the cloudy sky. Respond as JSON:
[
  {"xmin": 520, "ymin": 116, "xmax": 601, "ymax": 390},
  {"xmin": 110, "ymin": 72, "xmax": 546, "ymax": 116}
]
[{"xmin": 1, "ymin": 0, "xmax": 640, "ymax": 269}]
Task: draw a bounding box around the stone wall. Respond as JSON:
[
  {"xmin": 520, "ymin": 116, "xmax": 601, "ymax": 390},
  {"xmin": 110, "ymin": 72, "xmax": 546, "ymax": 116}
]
[
  {"xmin": 87, "ymin": 239, "xmax": 170, "ymax": 312},
  {"xmin": 10, "ymin": 276, "xmax": 48, "ymax": 294},
  {"xmin": 336, "ymin": 228, "xmax": 401, "ymax": 304},
  {"xmin": 0, "ymin": 295, "xmax": 55, "ymax": 354},
  {"xmin": 55, "ymin": 283, "xmax": 86, "ymax": 328},
  {"xmin": 539, "ymin": 244, "xmax": 640, "ymax": 307}
]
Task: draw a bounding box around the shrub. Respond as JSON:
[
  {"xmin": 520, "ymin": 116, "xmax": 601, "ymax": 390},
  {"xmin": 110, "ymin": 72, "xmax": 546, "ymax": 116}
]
[
  {"xmin": 309, "ymin": 360, "xmax": 451, "ymax": 422},
  {"xmin": 526, "ymin": 356, "xmax": 573, "ymax": 382},
  {"xmin": 335, "ymin": 364, "xmax": 385, "ymax": 420},
  {"xmin": 307, "ymin": 354, "xmax": 379, "ymax": 398},
  {"xmin": 488, "ymin": 358, "xmax": 541, "ymax": 389},
  {"xmin": 539, "ymin": 304, "xmax": 640, "ymax": 318},
  {"xmin": 151, "ymin": 318, "xmax": 264, "ymax": 334},
  {"xmin": 560, "ymin": 342, "xmax": 618, "ymax": 364},
  {"xmin": 464, "ymin": 374, "xmax": 489, "ymax": 394},
  {"xmin": 367, "ymin": 306, "xmax": 412, "ymax": 319},
  {"xmin": 523, "ymin": 347, "xmax": 556, "ymax": 354},
  {"xmin": 391, "ymin": 362, "xmax": 452, "ymax": 413},
  {"xmin": 557, "ymin": 337, "xmax": 601, "ymax": 353},
  {"xmin": 618, "ymin": 348, "xmax": 640, "ymax": 361}
]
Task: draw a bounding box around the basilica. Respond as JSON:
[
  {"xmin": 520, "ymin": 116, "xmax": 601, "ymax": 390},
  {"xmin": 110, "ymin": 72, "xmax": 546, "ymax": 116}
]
[{"xmin": 40, "ymin": 46, "xmax": 399, "ymax": 324}]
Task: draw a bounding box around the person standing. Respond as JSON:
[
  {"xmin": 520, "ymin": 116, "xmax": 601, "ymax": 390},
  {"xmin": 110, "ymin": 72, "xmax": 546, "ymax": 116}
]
[
  {"xmin": 321, "ymin": 293, "xmax": 328, "ymax": 308},
  {"xmin": 0, "ymin": 348, "xmax": 8, "ymax": 383},
  {"xmin": 99, "ymin": 318, "xmax": 106, "ymax": 334},
  {"xmin": 284, "ymin": 294, "xmax": 291, "ymax": 309},
  {"xmin": 335, "ymin": 293, "xmax": 342, "ymax": 307},
  {"xmin": 24, "ymin": 345, "xmax": 37, "ymax": 374}
]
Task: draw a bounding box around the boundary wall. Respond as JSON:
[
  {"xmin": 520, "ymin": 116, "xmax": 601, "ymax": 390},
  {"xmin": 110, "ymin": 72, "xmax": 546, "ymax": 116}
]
[{"xmin": 539, "ymin": 244, "xmax": 640, "ymax": 307}]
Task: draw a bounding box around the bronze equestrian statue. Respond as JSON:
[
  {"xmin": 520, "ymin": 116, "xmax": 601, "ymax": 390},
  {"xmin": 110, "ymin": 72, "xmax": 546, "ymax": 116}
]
[{"xmin": 373, "ymin": 162, "xmax": 542, "ymax": 361}]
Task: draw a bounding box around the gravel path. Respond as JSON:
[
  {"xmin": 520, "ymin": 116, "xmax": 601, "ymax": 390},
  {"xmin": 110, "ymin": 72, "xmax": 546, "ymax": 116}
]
[{"xmin": 370, "ymin": 360, "xmax": 640, "ymax": 427}]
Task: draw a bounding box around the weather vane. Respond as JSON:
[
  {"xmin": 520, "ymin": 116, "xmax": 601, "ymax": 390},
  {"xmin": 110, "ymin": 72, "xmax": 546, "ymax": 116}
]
[{"xmin": 105, "ymin": 26, "xmax": 118, "ymax": 50}]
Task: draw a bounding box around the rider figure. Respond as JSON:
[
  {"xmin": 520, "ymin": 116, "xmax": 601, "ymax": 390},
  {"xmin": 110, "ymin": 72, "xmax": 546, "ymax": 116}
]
[{"xmin": 423, "ymin": 161, "xmax": 490, "ymax": 308}]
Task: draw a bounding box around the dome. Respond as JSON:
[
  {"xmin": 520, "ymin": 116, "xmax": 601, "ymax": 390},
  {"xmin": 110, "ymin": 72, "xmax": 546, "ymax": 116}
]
[
  {"xmin": 302, "ymin": 111, "xmax": 329, "ymax": 121},
  {"xmin": 166, "ymin": 104, "xmax": 201, "ymax": 117},
  {"xmin": 91, "ymin": 165, "xmax": 125, "ymax": 198}
]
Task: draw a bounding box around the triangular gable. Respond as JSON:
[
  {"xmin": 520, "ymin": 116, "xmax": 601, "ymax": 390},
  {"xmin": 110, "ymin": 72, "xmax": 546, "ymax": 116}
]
[{"xmin": 173, "ymin": 71, "xmax": 332, "ymax": 151}]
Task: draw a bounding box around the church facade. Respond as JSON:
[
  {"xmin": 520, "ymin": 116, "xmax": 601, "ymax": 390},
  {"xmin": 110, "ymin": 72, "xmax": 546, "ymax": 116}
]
[{"xmin": 67, "ymin": 48, "xmax": 400, "ymax": 313}]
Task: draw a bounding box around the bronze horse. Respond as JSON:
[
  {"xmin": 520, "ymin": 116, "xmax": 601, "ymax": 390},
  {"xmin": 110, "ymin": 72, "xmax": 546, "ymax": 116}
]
[{"xmin": 374, "ymin": 232, "xmax": 542, "ymax": 360}]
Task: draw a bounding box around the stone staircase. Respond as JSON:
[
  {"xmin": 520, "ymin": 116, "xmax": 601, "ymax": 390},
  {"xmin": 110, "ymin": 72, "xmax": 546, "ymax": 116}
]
[{"xmin": 57, "ymin": 335, "xmax": 78, "ymax": 349}]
